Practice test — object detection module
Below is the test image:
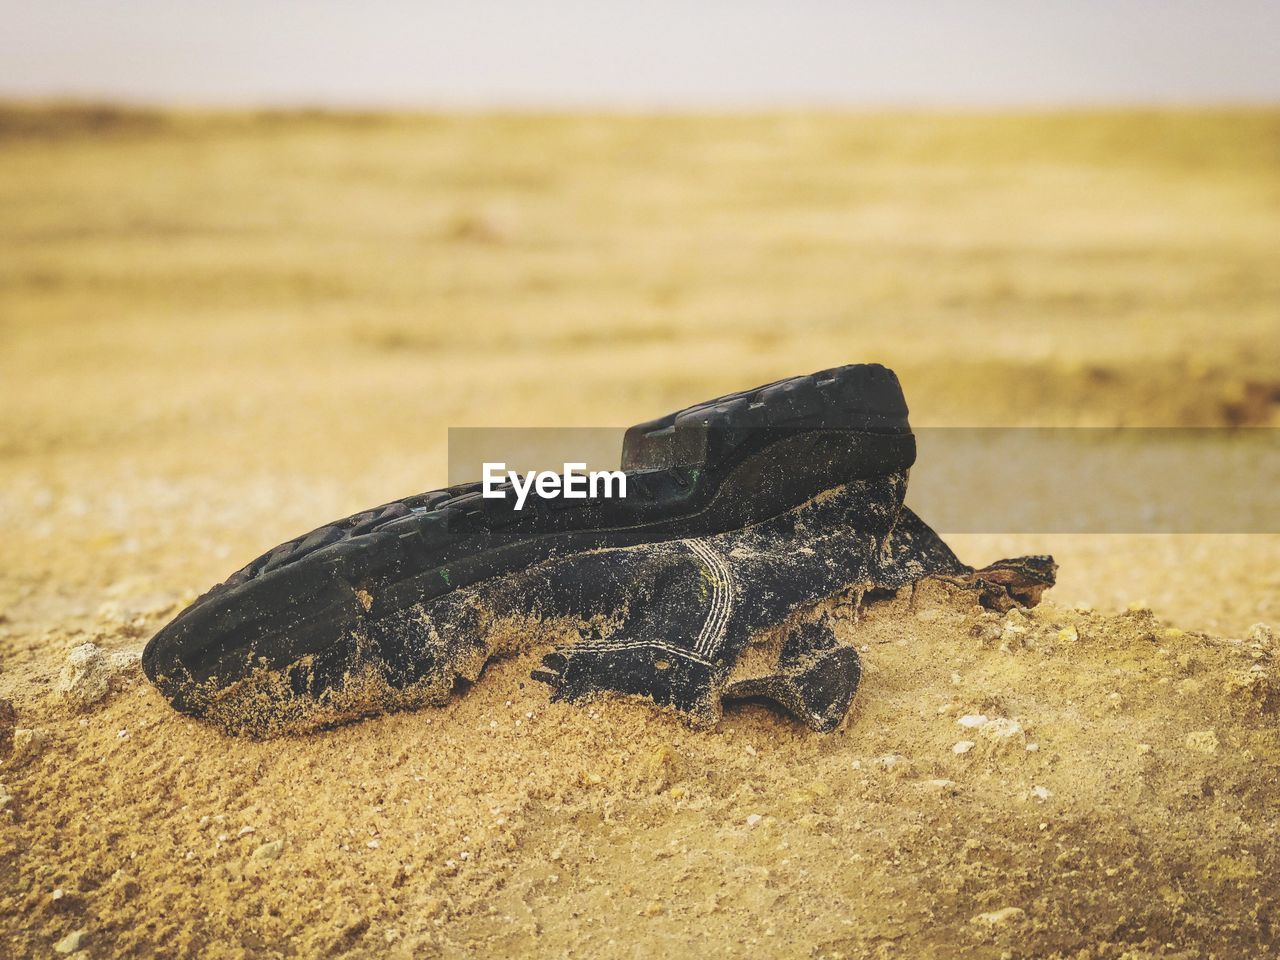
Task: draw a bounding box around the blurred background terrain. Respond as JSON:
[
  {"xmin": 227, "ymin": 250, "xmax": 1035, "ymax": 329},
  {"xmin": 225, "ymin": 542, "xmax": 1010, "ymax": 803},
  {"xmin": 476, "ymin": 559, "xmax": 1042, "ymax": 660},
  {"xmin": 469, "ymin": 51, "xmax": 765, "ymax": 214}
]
[{"xmin": 2, "ymin": 105, "xmax": 1277, "ymax": 639}]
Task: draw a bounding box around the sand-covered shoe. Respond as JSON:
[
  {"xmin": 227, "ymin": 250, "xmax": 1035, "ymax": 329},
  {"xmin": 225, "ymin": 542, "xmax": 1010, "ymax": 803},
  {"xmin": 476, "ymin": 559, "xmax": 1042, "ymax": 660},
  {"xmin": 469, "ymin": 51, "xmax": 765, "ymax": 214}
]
[
  {"xmin": 141, "ymin": 363, "xmax": 1055, "ymax": 735},
  {"xmin": 143, "ymin": 365, "xmax": 912, "ymax": 714}
]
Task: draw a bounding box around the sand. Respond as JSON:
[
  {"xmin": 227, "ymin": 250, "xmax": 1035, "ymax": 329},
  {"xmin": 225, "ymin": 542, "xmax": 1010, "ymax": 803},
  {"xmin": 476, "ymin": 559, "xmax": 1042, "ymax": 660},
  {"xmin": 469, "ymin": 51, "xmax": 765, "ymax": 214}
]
[{"xmin": 1, "ymin": 106, "xmax": 1278, "ymax": 958}]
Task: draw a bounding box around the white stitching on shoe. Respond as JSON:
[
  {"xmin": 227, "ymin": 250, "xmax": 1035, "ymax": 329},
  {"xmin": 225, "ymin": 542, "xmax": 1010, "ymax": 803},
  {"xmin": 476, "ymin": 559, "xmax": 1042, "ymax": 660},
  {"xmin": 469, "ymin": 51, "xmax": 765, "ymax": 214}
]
[{"xmin": 685, "ymin": 537, "xmax": 735, "ymax": 658}]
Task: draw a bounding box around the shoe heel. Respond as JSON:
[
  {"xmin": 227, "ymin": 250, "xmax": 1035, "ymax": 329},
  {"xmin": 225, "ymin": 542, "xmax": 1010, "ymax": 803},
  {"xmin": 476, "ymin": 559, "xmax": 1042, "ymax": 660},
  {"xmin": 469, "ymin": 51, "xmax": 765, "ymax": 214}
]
[{"xmin": 621, "ymin": 363, "xmax": 911, "ymax": 473}]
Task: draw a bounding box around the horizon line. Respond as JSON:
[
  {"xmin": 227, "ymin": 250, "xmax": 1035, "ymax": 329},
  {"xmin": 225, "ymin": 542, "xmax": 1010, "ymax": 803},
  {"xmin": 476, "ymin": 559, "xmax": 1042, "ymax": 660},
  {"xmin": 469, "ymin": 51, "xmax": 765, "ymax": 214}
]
[{"xmin": 4, "ymin": 95, "xmax": 1280, "ymax": 116}]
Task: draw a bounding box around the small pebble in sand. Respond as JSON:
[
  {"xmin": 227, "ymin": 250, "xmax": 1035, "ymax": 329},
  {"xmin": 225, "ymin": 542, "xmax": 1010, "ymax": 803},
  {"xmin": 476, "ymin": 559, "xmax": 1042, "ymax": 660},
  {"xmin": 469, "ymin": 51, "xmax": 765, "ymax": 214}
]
[
  {"xmin": 1031, "ymin": 786, "xmax": 1052, "ymax": 801},
  {"xmin": 983, "ymin": 718, "xmax": 1023, "ymax": 739},
  {"xmin": 952, "ymin": 716, "xmax": 1024, "ymax": 744},
  {"xmin": 926, "ymin": 779, "xmax": 956, "ymax": 791},
  {"xmin": 56, "ymin": 642, "xmax": 141, "ymax": 710},
  {"xmin": 1026, "ymin": 743, "xmax": 1040, "ymax": 752},
  {"xmin": 1185, "ymin": 730, "xmax": 1219, "ymax": 755},
  {"xmin": 51, "ymin": 888, "xmax": 64, "ymax": 900},
  {"xmin": 252, "ymin": 840, "xmax": 284, "ymax": 860},
  {"xmin": 54, "ymin": 930, "xmax": 87, "ymax": 954},
  {"xmin": 971, "ymin": 907, "xmax": 1025, "ymax": 927},
  {"xmin": 974, "ymin": 621, "xmax": 1002, "ymax": 643},
  {"xmin": 367, "ymin": 840, "xmax": 380, "ymax": 849},
  {"xmin": 1001, "ymin": 622, "xmax": 1026, "ymax": 642},
  {"xmin": 746, "ymin": 814, "xmax": 763, "ymax": 827},
  {"xmin": 953, "ymin": 741, "xmax": 976, "ymax": 755},
  {"xmin": 8, "ymin": 728, "xmax": 47, "ymax": 767},
  {"xmin": 1247, "ymin": 623, "xmax": 1274, "ymax": 646},
  {"xmin": 237, "ymin": 826, "xmax": 255, "ymax": 836}
]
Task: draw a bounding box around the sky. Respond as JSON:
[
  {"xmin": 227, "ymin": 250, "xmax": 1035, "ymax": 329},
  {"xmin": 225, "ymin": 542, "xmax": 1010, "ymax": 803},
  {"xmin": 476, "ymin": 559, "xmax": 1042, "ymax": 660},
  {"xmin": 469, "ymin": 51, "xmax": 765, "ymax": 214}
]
[{"xmin": 2, "ymin": 0, "xmax": 1278, "ymax": 108}]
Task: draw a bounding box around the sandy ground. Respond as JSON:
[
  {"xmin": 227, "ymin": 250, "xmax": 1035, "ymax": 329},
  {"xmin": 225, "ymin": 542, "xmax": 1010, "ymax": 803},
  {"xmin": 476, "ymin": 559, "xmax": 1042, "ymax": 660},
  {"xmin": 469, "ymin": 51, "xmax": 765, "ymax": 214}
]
[{"xmin": 1, "ymin": 106, "xmax": 1278, "ymax": 958}]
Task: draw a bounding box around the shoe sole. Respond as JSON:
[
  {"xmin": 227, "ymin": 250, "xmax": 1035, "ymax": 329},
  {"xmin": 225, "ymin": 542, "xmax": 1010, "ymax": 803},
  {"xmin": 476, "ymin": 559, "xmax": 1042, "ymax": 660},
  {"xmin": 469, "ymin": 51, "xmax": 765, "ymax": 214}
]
[{"xmin": 143, "ymin": 363, "xmax": 915, "ymax": 714}]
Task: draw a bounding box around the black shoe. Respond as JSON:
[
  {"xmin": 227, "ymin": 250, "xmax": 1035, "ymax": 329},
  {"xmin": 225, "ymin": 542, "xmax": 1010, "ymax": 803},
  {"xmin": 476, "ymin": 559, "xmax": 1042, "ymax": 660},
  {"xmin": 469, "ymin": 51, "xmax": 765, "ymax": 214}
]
[
  {"xmin": 141, "ymin": 363, "xmax": 1053, "ymax": 735},
  {"xmin": 143, "ymin": 366, "xmax": 909, "ymax": 704}
]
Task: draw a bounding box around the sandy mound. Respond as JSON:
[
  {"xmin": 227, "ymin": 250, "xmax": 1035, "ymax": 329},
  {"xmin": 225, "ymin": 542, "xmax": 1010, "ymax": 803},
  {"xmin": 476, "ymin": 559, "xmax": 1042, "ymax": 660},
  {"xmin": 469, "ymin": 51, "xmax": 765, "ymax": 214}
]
[{"xmin": 3, "ymin": 581, "xmax": 1276, "ymax": 958}]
